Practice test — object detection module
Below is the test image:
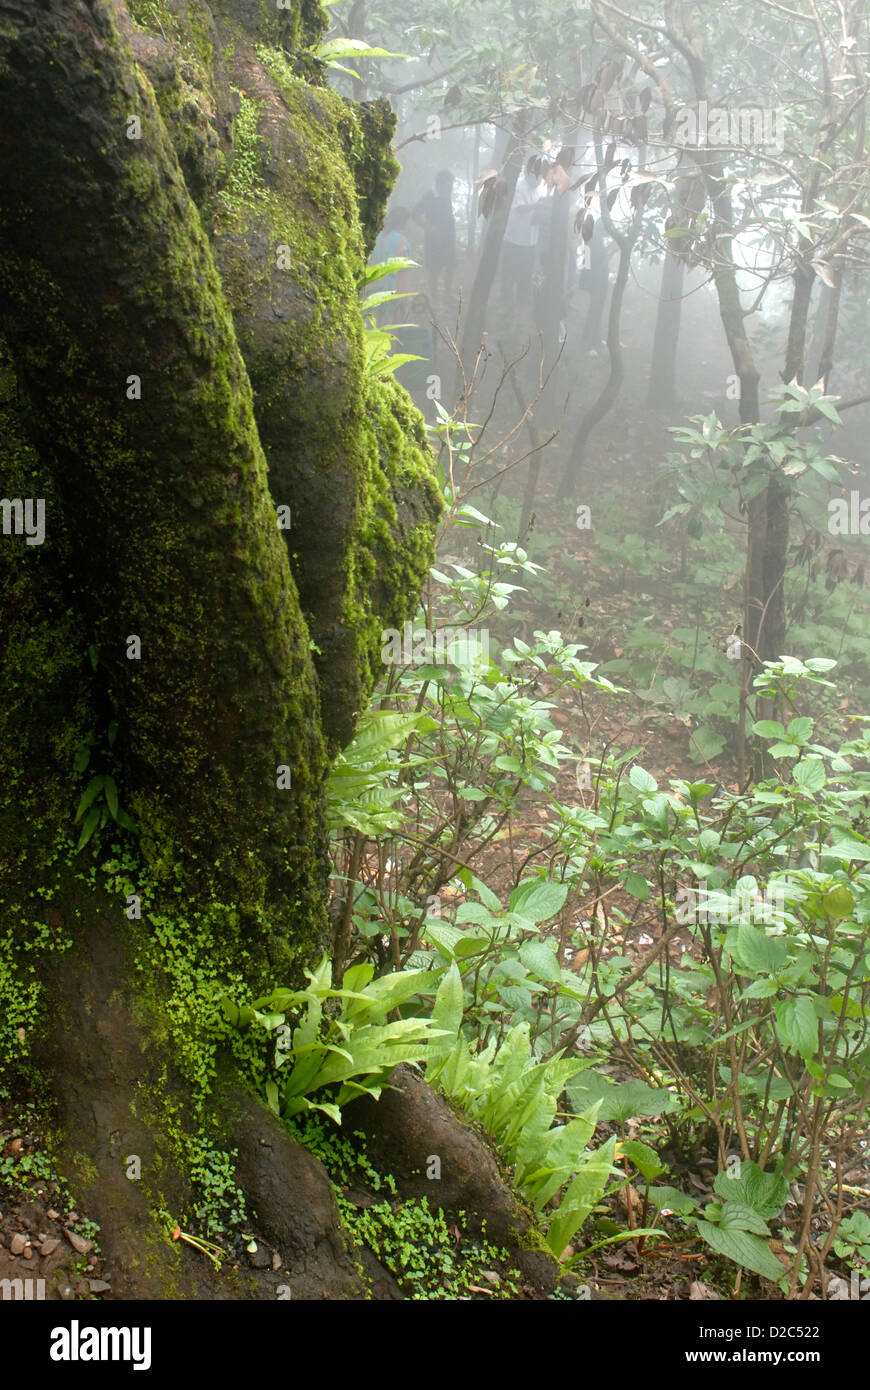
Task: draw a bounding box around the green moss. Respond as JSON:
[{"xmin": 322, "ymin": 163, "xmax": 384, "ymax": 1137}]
[
  {"xmin": 343, "ymin": 99, "xmax": 399, "ymax": 258},
  {"xmin": 216, "ymin": 91, "xmax": 267, "ymax": 214},
  {"xmin": 210, "ymin": 54, "xmax": 441, "ymax": 744},
  {"xmin": 289, "ymin": 1115, "xmax": 522, "ymax": 1300}
]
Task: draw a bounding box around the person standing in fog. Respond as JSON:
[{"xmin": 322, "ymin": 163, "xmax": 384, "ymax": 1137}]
[
  {"xmin": 501, "ymin": 158, "xmax": 545, "ymax": 310},
  {"xmin": 412, "ymin": 170, "xmax": 456, "ymax": 304}
]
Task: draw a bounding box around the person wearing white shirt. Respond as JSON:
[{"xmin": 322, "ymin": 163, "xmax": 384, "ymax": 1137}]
[{"xmin": 500, "ymin": 163, "xmax": 545, "ymax": 307}]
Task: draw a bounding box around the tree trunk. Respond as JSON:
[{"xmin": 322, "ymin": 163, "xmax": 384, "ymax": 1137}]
[
  {"xmin": 646, "ymin": 251, "xmax": 685, "ymax": 413},
  {"xmin": 454, "ymin": 129, "xmax": 524, "ymax": 405},
  {"xmin": 0, "ymin": 0, "xmax": 441, "ymax": 1298}
]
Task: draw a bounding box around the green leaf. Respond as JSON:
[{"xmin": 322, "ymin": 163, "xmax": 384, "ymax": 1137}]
[
  {"xmin": 648, "ymin": 1185, "xmax": 697, "ymax": 1216},
  {"xmin": 827, "ymin": 838, "xmax": 870, "ymax": 863},
  {"xmin": 733, "ymin": 923, "xmax": 787, "ymax": 976},
  {"xmin": 623, "ymin": 871, "xmax": 649, "ymax": 901},
  {"xmin": 689, "ymin": 725, "xmax": 726, "ymax": 762},
  {"xmin": 793, "ymin": 758, "xmax": 826, "ymax": 793},
  {"xmin": 76, "ymin": 805, "xmax": 101, "ymax": 851},
  {"xmin": 362, "ymin": 257, "xmax": 418, "ymax": 287},
  {"xmin": 508, "ymin": 879, "xmax": 569, "ymax": 924},
  {"xmin": 821, "ymin": 884, "xmax": 855, "ymax": 919},
  {"xmin": 713, "ymin": 1160, "xmax": 788, "ymax": 1219},
  {"xmin": 752, "ymin": 720, "xmax": 785, "ymax": 739},
  {"xmin": 718, "ymin": 1200, "xmax": 771, "ymax": 1237},
  {"xmin": 422, "ymin": 920, "xmax": 463, "ymax": 960},
  {"xmin": 774, "ymin": 996, "xmax": 818, "ymax": 1057},
  {"xmin": 629, "ymin": 765, "xmax": 658, "ymax": 793},
  {"xmin": 567, "ymin": 1072, "xmax": 678, "ymax": 1124},
  {"xmin": 545, "ymin": 1137, "xmax": 616, "ymax": 1256},
  {"xmin": 103, "ymin": 775, "xmax": 119, "ymax": 821},
  {"xmin": 427, "ymin": 964, "xmax": 463, "ymax": 1071},
  {"xmin": 518, "ymin": 940, "xmax": 562, "ymax": 983},
  {"xmin": 786, "ymin": 717, "xmax": 813, "ymax": 743},
  {"xmin": 620, "ymin": 1140, "xmax": 665, "ymax": 1181},
  {"xmin": 75, "ymin": 775, "xmax": 104, "ymax": 822},
  {"xmin": 696, "ymin": 1222, "xmax": 784, "ymax": 1282},
  {"xmin": 317, "ymin": 37, "xmax": 408, "ymax": 60}
]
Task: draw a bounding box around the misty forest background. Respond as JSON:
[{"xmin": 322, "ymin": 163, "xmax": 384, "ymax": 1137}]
[{"xmin": 1, "ymin": 0, "xmax": 869, "ymax": 1304}]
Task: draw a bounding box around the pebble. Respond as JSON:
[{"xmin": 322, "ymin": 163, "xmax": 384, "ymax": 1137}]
[
  {"xmin": 10, "ymin": 1233, "xmax": 27, "ymax": 1256},
  {"xmin": 22, "ymin": 1247, "xmax": 33, "ymax": 1260},
  {"xmin": 271, "ymin": 1252, "xmax": 282, "ymax": 1271},
  {"xmin": 57, "ymin": 1283, "xmax": 76, "ymax": 1301},
  {"xmin": 40, "ymin": 1238, "xmax": 60, "ymax": 1257},
  {"xmin": 88, "ymin": 1279, "xmax": 111, "ymax": 1294},
  {"xmin": 65, "ymin": 1229, "xmax": 93, "ymax": 1255},
  {"xmin": 46, "ymin": 1209, "xmax": 60, "ymax": 1221}
]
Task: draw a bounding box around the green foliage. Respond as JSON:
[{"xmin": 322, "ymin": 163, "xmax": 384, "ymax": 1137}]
[
  {"xmin": 72, "ymin": 716, "xmax": 136, "ymax": 852},
  {"xmin": 291, "ymin": 1114, "xmax": 521, "ymax": 1298},
  {"xmin": 223, "ymin": 955, "xmax": 444, "ymax": 1122},
  {"xmin": 183, "ymin": 1136, "xmax": 248, "ymax": 1242},
  {"xmin": 326, "ymin": 708, "xmax": 436, "ymax": 835},
  {"xmin": 340, "ymin": 1195, "xmax": 520, "ymax": 1299},
  {"xmin": 217, "ymin": 91, "xmax": 267, "ymax": 214},
  {"xmin": 359, "ymin": 260, "xmax": 423, "ymax": 380},
  {"xmin": 428, "ymin": 967, "xmax": 616, "ymax": 1257}
]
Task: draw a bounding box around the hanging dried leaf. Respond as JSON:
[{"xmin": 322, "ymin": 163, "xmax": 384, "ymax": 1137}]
[
  {"xmin": 812, "ymin": 260, "xmax": 836, "ymax": 289},
  {"xmin": 477, "ymin": 174, "xmax": 497, "ymax": 218},
  {"xmin": 603, "ymin": 141, "xmax": 617, "ymax": 173},
  {"xmin": 631, "ymin": 115, "xmax": 648, "ymax": 145},
  {"xmin": 581, "ymin": 212, "xmax": 595, "ymax": 243},
  {"xmin": 639, "ymin": 87, "xmax": 652, "ymax": 113},
  {"xmin": 825, "ymin": 549, "xmax": 850, "ymax": 592},
  {"xmin": 607, "ymin": 186, "xmax": 620, "ymax": 211},
  {"xmin": 620, "ymin": 157, "xmax": 632, "ymax": 181}
]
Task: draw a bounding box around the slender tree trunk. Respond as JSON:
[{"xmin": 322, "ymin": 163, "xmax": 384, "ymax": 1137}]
[
  {"xmin": 454, "ymin": 129, "xmax": 524, "ymax": 405},
  {"xmin": 646, "ymin": 251, "xmax": 685, "ymax": 412}
]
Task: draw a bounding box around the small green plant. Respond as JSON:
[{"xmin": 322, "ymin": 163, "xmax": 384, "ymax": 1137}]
[
  {"xmin": 426, "ymin": 965, "xmax": 617, "ymax": 1258},
  {"xmin": 72, "ymin": 717, "xmax": 136, "ymax": 851},
  {"xmin": 315, "ymin": 37, "xmax": 408, "ymax": 78},
  {"xmin": 359, "ymin": 259, "xmax": 424, "ymax": 380},
  {"xmin": 290, "ymin": 1113, "xmax": 520, "ymax": 1299},
  {"xmin": 222, "ymin": 955, "xmax": 444, "ymax": 1123}
]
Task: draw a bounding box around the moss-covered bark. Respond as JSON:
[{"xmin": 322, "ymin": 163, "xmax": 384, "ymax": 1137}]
[
  {"xmin": 0, "ymin": 0, "xmax": 440, "ymax": 1296},
  {"xmin": 0, "ymin": 0, "xmax": 329, "ymax": 970}
]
